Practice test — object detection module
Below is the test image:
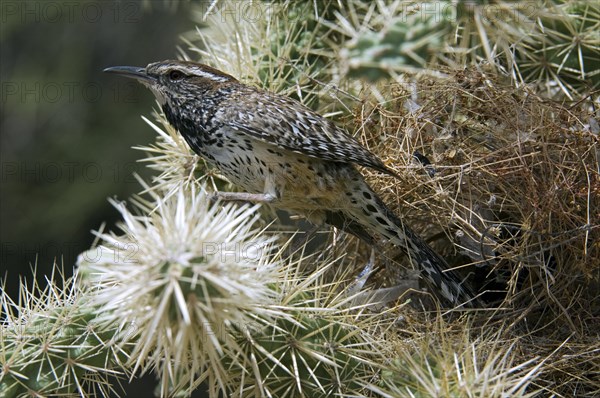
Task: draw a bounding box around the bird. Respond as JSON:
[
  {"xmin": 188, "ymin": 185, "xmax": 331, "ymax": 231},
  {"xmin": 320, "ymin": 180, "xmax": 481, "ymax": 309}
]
[{"xmin": 104, "ymin": 60, "xmax": 478, "ymax": 307}]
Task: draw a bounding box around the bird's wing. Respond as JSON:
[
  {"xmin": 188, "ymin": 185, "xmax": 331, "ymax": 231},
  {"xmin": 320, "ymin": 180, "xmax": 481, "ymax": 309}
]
[{"xmin": 220, "ymin": 88, "xmax": 398, "ymax": 177}]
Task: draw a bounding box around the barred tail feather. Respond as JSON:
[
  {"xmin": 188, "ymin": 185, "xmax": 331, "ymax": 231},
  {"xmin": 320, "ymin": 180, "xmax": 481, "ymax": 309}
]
[{"xmin": 345, "ymin": 185, "xmax": 478, "ymax": 307}]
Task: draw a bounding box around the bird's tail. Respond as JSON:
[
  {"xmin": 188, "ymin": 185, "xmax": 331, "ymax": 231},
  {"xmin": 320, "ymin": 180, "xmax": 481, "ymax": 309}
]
[{"xmin": 340, "ymin": 183, "xmax": 479, "ymax": 308}]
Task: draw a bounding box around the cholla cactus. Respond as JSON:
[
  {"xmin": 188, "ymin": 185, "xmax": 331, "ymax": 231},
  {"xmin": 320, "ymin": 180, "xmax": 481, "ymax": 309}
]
[
  {"xmin": 231, "ymin": 307, "xmax": 379, "ymax": 397},
  {"xmin": 0, "ymin": 269, "xmax": 124, "ymax": 397},
  {"xmin": 338, "ymin": 1, "xmax": 599, "ymax": 98},
  {"xmin": 373, "ymin": 324, "xmax": 544, "ymax": 397},
  {"xmin": 77, "ymin": 185, "xmax": 284, "ymax": 396},
  {"xmin": 514, "ymin": 1, "xmax": 600, "ymax": 98},
  {"xmin": 187, "ymin": 0, "xmax": 355, "ymax": 113},
  {"xmin": 340, "ymin": 3, "xmax": 454, "ymax": 80},
  {"xmin": 1, "ymin": 171, "xmax": 387, "ymax": 397},
  {"xmin": 135, "ymin": 115, "xmax": 203, "ymax": 200},
  {"xmin": 225, "ymin": 254, "xmax": 389, "ymax": 397}
]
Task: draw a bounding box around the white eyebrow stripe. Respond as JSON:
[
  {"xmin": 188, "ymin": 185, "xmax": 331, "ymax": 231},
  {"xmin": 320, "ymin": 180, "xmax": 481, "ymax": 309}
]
[{"xmin": 188, "ymin": 67, "xmax": 230, "ymax": 82}]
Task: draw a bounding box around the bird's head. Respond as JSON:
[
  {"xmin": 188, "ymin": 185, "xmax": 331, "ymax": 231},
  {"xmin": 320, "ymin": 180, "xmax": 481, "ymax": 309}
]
[{"xmin": 104, "ymin": 60, "xmax": 238, "ymax": 107}]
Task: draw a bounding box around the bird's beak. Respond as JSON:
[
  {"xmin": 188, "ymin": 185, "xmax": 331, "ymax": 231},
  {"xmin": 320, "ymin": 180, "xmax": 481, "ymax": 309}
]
[{"xmin": 103, "ymin": 66, "xmax": 156, "ymax": 83}]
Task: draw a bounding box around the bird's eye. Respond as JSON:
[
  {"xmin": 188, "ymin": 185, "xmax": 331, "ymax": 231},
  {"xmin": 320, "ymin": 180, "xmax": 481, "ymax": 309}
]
[{"xmin": 169, "ymin": 70, "xmax": 184, "ymax": 81}]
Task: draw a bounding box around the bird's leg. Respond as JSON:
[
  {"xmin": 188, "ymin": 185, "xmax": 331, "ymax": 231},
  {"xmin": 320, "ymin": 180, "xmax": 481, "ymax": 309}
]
[
  {"xmin": 210, "ymin": 177, "xmax": 281, "ymax": 203},
  {"xmin": 210, "ymin": 191, "xmax": 277, "ymax": 203},
  {"xmin": 345, "ymin": 249, "xmax": 417, "ymax": 310},
  {"xmin": 346, "ymin": 249, "xmax": 376, "ymax": 296}
]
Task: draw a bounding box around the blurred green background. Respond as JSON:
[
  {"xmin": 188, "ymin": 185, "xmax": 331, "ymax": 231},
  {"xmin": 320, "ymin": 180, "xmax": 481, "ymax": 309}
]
[
  {"xmin": 1, "ymin": 0, "xmax": 192, "ymax": 288},
  {"xmin": 1, "ymin": 0, "xmax": 199, "ymax": 395}
]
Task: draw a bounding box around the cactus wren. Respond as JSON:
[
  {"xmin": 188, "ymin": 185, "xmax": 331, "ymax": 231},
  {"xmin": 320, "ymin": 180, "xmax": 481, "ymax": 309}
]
[{"xmin": 104, "ymin": 60, "xmax": 478, "ymax": 307}]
